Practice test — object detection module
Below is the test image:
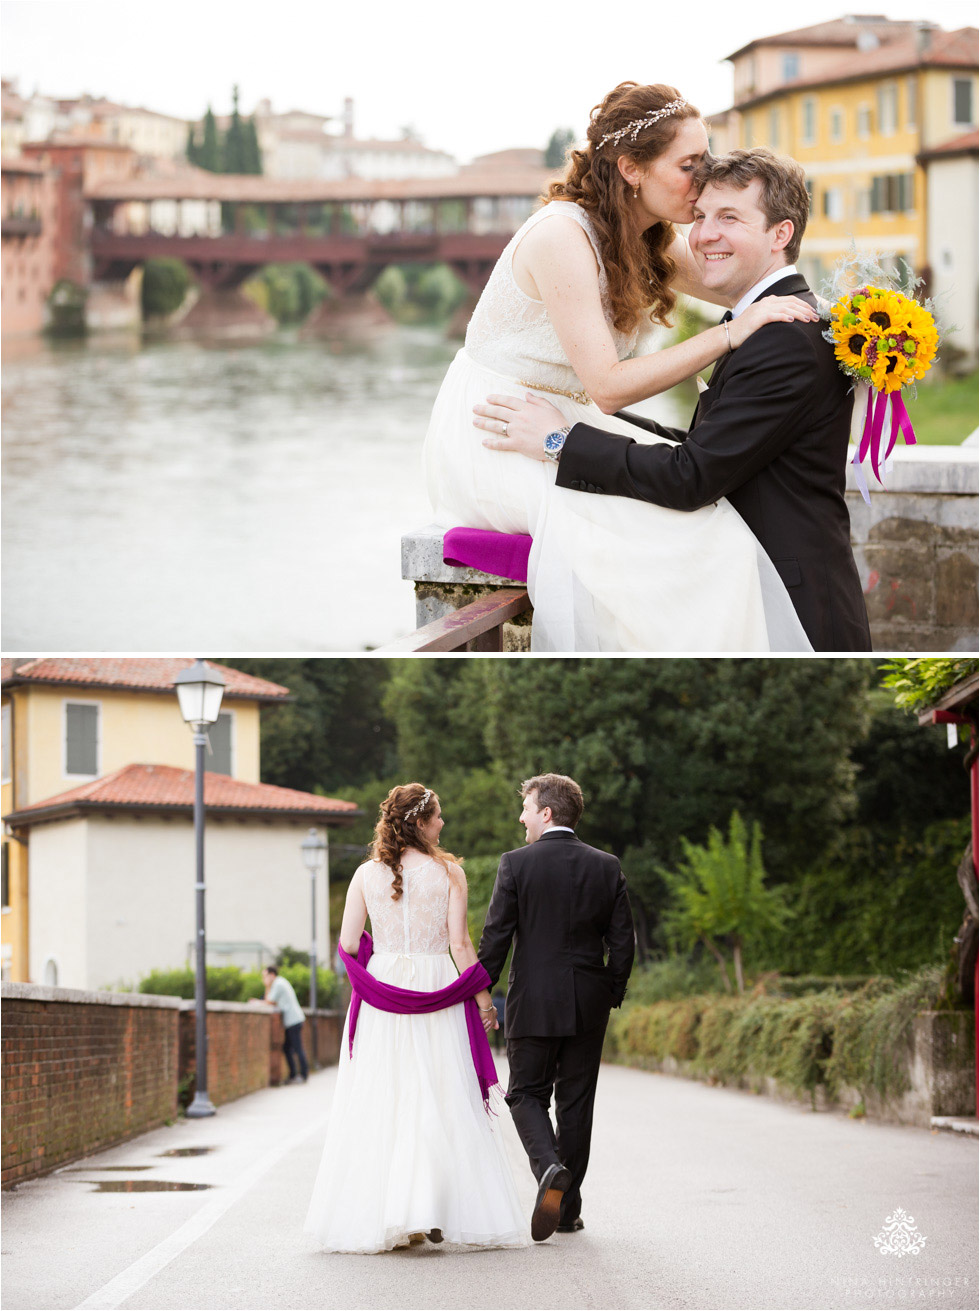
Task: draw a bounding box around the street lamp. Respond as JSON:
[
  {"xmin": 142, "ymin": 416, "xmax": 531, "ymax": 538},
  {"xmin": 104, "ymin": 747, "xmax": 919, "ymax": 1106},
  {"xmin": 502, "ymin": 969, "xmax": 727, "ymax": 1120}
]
[
  {"xmin": 301, "ymin": 827, "xmax": 328, "ymax": 1071},
  {"xmin": 174, "ymin": 658, "xmax": 226, "ymax": 1118}
]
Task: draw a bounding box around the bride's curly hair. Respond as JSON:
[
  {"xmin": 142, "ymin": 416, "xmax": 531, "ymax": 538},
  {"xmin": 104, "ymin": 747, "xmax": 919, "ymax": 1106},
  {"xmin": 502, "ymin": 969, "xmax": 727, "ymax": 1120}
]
[
  {"xmin": 370, "ymin": 783, "xmax": 461, "ymax": 902},
  {"xmin": 546, "ymin": 82, "xmax": 703, "ymax": 335}
]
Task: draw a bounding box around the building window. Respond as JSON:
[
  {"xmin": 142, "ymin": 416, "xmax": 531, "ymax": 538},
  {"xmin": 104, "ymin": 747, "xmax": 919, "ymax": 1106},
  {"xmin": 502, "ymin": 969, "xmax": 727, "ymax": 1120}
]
[
  {"xmin": 769, "ymin": 108, "xmax": 780, "ymax": 147},
  {"xmin": 1, "ymin": 844, "xmax": 9, "ymax": 910},
  {"xmin": 870, "ymin": 173, "xmax": 915, "ymax": 214},
  {"xmin": 906, "ymin": 77, "xmax": 918, "ymax": 129},
  {"xmin": 65, "ymin": 701, "xmax": 100, "ymax": 777},
  {"xmin": 1, "ymin": 703, "xmax": 10, "ymax": 783},
  {"xmin": 742, "ymin": 114, "xmax": 754, "ymax": 147},
  {"xmin": 208, "ymin": 711, "xmax": 234, "ymax": 777},
  {"xmin": 43, "ymin": 957, "xmax": 58, "ymax": 987},
  {"xmin": 953, "ymin": 78, "xmax": 974, "ymax": 126},
  {"xmin": 804, "ymin": 178, "xmax": 814, "ymax": 208},
  {"xmin": 857, "ymin": 105, "xmax": 872, "ymax": 139},
  {"xmin": 801, "ymin": 99, "xmax": 817, "ymax": 145},
  {"xmin": 782, "ymin": 52, "xmax": 800, "ymax": 82},
  {"xmin": 857, "ymin": 188, "xmax": 871, "ymax": 221},
  {"xmin": 877, "ymin": 83, "xmax": 898, "ymax": 135},
  {"xmin": 830, "ymin": 108, "xmax": 844, "ymax": 142},
  {"xmin": 822, "ymin": 188, "xmax": 843, "ymax": 222}
]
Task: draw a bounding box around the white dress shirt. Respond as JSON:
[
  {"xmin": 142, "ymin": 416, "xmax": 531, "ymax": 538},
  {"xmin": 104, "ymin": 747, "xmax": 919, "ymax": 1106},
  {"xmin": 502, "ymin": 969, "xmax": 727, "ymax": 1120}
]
[{"xmin": 732, "ymin": 264, "xmax": 799, "ymax": 319}]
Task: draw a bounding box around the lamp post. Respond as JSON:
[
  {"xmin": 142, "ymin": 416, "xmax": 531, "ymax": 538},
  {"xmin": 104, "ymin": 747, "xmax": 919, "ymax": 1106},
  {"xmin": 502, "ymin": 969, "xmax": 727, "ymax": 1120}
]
[
  {"xmin": 301, "ymin": 827, "xmax": 328, "ymax": 1071},
  {"xmin": 174, "ymin": 658, "xmax": 226, "ymax": 1119}
]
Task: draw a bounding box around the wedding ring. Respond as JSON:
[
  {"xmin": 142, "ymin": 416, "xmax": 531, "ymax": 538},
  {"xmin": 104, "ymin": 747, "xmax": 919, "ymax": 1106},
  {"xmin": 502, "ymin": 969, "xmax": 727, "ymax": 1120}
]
[{"xmin": 501, "ymin": 421, "xmax": 509, "ymax": 435}]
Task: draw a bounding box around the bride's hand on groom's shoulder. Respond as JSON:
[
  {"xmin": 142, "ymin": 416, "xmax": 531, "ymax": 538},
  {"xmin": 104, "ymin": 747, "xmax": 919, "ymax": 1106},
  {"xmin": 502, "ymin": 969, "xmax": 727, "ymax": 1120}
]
[
  {"xmin": 728, "ymin": 295, "xmax": 820, "ymax": 348},
  {"xmin": 474, "ymin": 393, "xmax": 565, "ymax": 461}
]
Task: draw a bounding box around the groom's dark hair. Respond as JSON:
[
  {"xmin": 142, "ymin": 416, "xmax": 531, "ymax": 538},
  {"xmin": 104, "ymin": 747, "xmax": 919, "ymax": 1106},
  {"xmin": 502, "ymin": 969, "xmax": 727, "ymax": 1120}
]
[
  {"xmin": 694, "ymin": 147, "xmax": 809, "ymax": 263},
  {"xmin": 521, "ymin": 774, "xmax": 584, "ymax": 829}
]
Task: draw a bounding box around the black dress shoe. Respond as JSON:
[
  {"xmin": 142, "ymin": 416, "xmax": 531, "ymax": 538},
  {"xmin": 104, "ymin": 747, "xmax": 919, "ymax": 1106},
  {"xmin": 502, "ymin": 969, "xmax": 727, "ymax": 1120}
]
[
  {"xmin": 531, "ymin": 1163, "xmax": 571, "ymax": 1241},
  {"xmin": 557, "ymin": 1216, "xmax": 585, "ymax": 1232}
]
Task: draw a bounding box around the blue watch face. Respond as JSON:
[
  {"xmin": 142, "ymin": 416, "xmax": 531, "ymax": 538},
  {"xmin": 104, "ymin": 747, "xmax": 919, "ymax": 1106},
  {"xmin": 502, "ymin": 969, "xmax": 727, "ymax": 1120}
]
[{"xmin": 544, "ymin": 429, "xmax": 567, "ymax": 454}]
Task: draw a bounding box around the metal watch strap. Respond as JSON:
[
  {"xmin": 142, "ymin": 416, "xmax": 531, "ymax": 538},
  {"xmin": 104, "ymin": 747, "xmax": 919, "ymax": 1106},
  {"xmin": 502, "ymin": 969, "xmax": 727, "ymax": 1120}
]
[{"xmin": 544, "ymin": 425, "xmax": 572, "ymax": 463}]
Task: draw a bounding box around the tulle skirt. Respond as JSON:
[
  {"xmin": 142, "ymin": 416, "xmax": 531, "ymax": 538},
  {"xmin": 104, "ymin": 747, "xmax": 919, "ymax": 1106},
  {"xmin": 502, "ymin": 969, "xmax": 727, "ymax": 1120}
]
[
  {"xmin": 423, "ymin": 348, "xmax": 812, "ymax": 652},
  {"xmin": 304, "ymin": 951, "xmax": 529, "ymax": 1253}
]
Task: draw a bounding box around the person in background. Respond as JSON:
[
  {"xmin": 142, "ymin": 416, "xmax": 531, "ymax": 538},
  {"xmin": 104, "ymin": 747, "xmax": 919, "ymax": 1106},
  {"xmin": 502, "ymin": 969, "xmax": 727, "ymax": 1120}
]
[{"xmin": 263, "ymin": 965, "xmax": 309, "ymax": 1085}]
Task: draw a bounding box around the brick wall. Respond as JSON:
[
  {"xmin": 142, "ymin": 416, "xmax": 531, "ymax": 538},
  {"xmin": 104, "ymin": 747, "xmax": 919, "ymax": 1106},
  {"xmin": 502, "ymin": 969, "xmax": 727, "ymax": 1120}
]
[
  {"xmin": 268, "ymin": 1010, "xmax": 343, "ymax": 1085},
  {"xmin": 1, "ymin": 984, "xmax": 346, "ymax": 1187},
  {"xmin": 179, "ymin": 1002, "xmax": 272, "ymax": 1106},
  {"xmin": 1, "ymin": 985, "xmax": 180, "ymax": 1188}
]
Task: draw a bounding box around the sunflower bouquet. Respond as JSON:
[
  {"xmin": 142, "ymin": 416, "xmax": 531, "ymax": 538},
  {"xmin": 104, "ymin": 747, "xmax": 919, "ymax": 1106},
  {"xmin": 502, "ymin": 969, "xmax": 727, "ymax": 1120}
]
[{"xmin": 823, "ymin": 252, "xmax": 941, "ymax": 502}]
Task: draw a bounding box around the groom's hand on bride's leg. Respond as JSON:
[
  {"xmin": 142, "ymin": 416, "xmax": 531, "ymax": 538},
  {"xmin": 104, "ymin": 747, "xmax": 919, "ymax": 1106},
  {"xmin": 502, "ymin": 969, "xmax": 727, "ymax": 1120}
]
[{"xmin": 474, "ymin": 393, "xmax": 564, "ymax": 461}]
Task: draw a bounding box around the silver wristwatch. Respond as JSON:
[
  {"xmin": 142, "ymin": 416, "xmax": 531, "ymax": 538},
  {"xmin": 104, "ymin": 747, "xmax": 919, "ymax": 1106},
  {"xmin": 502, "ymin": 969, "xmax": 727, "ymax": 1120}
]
[{"xmin": 543, "ymin": 425, "xmax": 571, "ymax": 463}]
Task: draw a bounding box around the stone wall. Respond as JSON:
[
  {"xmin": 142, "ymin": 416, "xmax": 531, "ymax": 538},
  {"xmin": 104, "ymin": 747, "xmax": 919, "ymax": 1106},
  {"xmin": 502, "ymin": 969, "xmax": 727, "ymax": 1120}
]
[
  {"xmin": 604, "ymin": 1010, "xmax": 975, "ymax": 1129},
  {"xmin": 402, "ymin": 448, "xmax": 978, "ymax": 651},
  {"xmin": 1, "ymin": 983, "xmax": 344, "ymax": 1187}
]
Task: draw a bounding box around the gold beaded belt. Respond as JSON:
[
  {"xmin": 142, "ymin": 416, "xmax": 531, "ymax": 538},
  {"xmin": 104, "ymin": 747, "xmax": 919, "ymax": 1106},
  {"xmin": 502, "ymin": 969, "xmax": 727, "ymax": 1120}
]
[{"xmin": 517, "ymin": 379, "xmax": 593, "ymax": 406}]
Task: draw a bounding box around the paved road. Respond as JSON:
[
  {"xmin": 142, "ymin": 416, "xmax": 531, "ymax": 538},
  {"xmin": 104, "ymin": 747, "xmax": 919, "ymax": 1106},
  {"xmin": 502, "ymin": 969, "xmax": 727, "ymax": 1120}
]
[{"xmin": 2, "ymin": 1059, "xmax": 976, "ymax": 1311}]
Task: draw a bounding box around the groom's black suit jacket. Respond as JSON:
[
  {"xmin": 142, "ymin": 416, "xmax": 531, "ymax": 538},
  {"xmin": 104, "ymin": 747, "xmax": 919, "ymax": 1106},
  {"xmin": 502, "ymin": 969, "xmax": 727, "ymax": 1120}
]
[
  {"xmin": 478, "ymin": 829, "xmax": 635, "ymax": 1040},
  {"xmin": 555, "ymin": 273, "xmax": 872, "ymax": 653}
]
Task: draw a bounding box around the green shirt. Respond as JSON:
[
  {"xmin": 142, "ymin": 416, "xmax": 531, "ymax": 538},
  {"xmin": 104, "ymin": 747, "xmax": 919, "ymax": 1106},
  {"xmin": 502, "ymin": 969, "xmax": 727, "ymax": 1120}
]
[{"xmin": 268, "ymin": 976, "xmax": 305, "ymax": 1028}]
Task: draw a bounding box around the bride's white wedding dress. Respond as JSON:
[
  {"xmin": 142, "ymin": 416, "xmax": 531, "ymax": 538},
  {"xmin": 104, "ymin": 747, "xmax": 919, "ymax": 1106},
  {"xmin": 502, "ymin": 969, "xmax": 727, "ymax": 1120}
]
[
  {"xmin": 423, "ymin": 200, "xmax": 811, "ymax": 652},
  {"xmin": 304, "ymin": 856, "xmax": 529, "ymax": 1253}
]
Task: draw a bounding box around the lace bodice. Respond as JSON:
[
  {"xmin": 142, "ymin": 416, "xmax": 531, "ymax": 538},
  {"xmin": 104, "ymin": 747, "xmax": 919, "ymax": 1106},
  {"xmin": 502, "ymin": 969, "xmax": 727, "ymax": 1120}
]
[
  {"xmin": 359, "ymin": 857, "xmax": 451, "ymax": 955},
  {"xmin": 464, "ymin": 200, "xmax": 638, "ymax": 393}
]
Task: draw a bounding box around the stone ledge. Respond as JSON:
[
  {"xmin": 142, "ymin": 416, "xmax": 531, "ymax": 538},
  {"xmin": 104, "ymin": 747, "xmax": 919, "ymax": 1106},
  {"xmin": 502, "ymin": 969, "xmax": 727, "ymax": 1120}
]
[
  {"xmin": 930, "ymin": 1116, "xmax": 979, "ymax": 1135},
  {"xmin": 402, "ymin": 523, "xmax": 523, "ymax": 586},
  {"xmin": 0, "ymin": 982, "xmax": 183, "ymax": 1008},
  {"xmin": 845, "ymin": 445, "xmax": 978, "ymax": 495}
]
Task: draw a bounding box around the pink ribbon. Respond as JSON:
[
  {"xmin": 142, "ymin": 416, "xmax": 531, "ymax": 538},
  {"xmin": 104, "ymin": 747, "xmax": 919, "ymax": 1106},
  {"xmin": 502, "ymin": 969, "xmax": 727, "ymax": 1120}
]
[{"xmin": 851, "ymin": 388, "xmax": 918, "ymax": 504}]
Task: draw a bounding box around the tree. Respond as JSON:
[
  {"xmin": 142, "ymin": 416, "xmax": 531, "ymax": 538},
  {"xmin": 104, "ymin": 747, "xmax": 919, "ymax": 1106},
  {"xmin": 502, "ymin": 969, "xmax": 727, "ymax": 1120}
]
[
  {"xmin": 222, "ymin": 85, "xmax": 247, "ymax": 174},
  {"xmin": 141, "ymin": 258, "xmax": 191, "ymax": 317},
  {"xmin": 243, "ymin": 115, "xmax": 262, "ymax": 175},
  {"xmin": 200, "ymin": 105, "xmax": 220, "ymax": 173},
  {"xmin": 545, "ymin": 128, "xmax": 575, "ymax": 169},
  {"xmin": 226, "ymin": 658, "xmax": 397, "ymax": 793},
  {"xmin": 185, "ymin": 123, "xmax": 199, "ymax": 166},
  {"xmin": 660, "ymin": 812, "xmax": 792, "ymax": 993}
]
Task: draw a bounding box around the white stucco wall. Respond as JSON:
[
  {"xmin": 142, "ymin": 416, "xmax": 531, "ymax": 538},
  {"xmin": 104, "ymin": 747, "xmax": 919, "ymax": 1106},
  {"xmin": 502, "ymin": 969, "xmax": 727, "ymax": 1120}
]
[
  {"xmin": 925, "ymin": 154, "xmax": 979, "ymax": 361},
  {"xmin": 27, "ymin": 818, "xmax": 89, "ymax": 988},
  {"xmin": 28, "ymin": 814, "xmax": 334, "ymax": 992}
]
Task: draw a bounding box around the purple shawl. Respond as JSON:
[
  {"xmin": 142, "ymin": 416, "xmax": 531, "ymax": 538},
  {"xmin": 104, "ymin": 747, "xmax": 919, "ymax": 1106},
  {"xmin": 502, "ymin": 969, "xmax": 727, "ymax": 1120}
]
[{"xmin": 337, "ymin": 930, "xmax": 500, "ymax": 1112}]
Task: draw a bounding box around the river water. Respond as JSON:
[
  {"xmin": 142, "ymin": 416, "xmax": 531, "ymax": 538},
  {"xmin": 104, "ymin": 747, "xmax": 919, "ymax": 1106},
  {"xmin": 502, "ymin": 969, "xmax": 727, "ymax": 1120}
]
[{"xmin": 2, "ymin": 326, "xmax": 690, "ymax": 651}]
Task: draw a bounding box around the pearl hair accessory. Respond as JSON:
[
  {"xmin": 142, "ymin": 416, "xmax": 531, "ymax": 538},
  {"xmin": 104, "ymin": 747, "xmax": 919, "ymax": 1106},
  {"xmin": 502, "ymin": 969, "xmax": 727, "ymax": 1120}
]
[
  {"xmin": 597, "ymin": 99, "xmax": 689, "ymax": 151},
  {"xmin": 406, "ymin": 788, "xmax": 432, "ymax": 820}
]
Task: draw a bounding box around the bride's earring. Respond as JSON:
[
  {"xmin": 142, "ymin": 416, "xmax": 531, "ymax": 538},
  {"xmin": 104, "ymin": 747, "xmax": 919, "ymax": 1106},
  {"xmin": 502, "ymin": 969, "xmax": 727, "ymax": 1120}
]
[{"xmin": 633, "ymin": 186, "xmax": 639, "ymax": 199}]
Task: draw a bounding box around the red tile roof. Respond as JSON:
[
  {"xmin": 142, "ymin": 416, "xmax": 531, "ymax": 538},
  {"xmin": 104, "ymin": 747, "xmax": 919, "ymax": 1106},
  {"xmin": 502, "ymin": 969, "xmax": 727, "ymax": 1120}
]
[
  {"xmin": 918, "ymin": 128, "xmax": 980, "ymax": 160},
  {"xmin": 83, "ymin": 167, "xmax": 557, "ymax": 204},
  {"xmin": 1, "ymin": 658, "xmax": 291, "ymax": 702},
  {"xmin": 734, "ymin": 27, "xmax": 979, "ymax": 109},
  {"xmin": 727, "ymin": 17, "xmax": 929, "ymax": 59},
  {"xmin": 5, "ymin": 763, "xmax": 361, "ymax": 827}
]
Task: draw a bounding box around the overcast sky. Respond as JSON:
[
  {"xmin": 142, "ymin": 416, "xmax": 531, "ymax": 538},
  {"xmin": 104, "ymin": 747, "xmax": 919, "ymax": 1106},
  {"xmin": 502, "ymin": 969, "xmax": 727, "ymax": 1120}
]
[{"xmin": 2, "ymin": 0, "xmax": 977, "ymax": 161}]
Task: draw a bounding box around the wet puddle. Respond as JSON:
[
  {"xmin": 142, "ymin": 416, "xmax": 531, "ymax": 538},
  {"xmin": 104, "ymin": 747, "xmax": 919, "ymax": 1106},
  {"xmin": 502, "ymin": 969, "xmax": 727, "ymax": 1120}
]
[
  {"xmin": 157, "ymin": 1147, "xmax": 215, "ymax": 1158},
  {"xmin": 64, "ymin": 1165, "xmax": 153, "ymax": 1173},
  {"xmin": 90, "ymin": 1180, "xmax": 212, "ymax": 1193}
]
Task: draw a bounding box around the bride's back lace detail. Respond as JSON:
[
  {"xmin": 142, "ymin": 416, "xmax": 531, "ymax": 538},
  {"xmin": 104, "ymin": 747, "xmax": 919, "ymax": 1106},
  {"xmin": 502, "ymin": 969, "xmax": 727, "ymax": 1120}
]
[
  {"xmin": 360, "ymin": 858, "xmax": 451, "ymax": 955},
  {"xmin": 464, "ymin": 201, "xmax": 638, "ymax": 393}
]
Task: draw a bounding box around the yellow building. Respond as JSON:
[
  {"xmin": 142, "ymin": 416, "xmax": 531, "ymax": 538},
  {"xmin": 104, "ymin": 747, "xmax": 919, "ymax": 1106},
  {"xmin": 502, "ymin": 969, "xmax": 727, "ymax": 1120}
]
[
  {"xmin": 0, "ymin": 658, "xmax": 291, "ymax": 983},
  {"xmin": 708, "ymin": 17, "xmax": 978, "ymax": 347}
]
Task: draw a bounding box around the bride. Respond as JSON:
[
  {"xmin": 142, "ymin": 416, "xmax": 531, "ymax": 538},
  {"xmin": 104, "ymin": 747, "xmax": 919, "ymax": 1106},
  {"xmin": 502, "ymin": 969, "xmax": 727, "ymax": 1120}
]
[
  {"xmin": 304, "ymin": 784, "xmax": 529, "ymax": 1253},
  {"xmin": 423, "ymin": 82, "xmax": 816, "ymax": 652}
]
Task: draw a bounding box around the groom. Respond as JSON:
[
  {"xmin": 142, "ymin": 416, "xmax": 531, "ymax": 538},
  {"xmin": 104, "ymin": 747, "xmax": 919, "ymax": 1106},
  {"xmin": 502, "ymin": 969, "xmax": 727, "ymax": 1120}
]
[
  {"xmin": 476, "ymin": 148, "xmax": 872, "ymax": 653},
  {"xmin": 478, "ymin": 774, "xmax": 634, "ymax": 1240}
]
